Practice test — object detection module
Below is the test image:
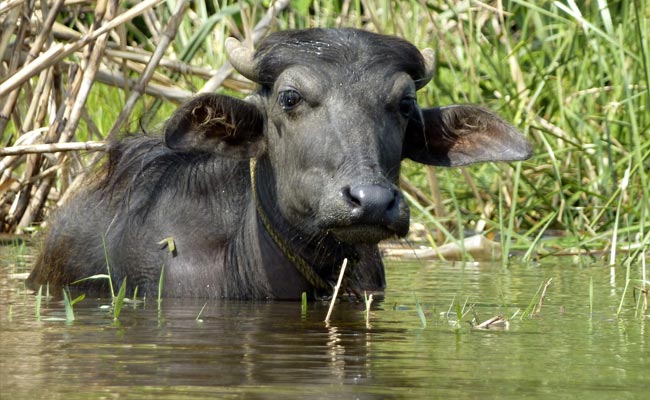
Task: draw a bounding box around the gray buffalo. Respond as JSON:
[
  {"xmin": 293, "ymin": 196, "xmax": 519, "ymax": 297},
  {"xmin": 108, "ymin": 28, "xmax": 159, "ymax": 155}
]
[{"xmin": 28, "ymin": 28, "xmax": 532, "ymax": 299}]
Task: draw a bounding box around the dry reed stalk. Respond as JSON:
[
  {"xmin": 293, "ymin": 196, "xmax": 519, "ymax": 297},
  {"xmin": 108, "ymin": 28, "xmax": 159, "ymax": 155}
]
[
  {"xmin": 16, "ymin": 0, "xmax": 119, "ymax": 230},
  {"xmin": 22, "ymin": 69, "xmax": 52, "ymax": 133},
  {"xmin": 2, "ymin": 1, "xmax": 292, "ymax": 233},
  {"xmin": 0, "ymin": 0, "xmax": 25, "ymax": 16},
  {"xmin": 0, "ymin": 0, "xmax": 34, "ymax": 135},
  {"xmin": 18, "ymin": 176, "xmax": 53, "ymax": 227},
  {"xmin": 0, "ymin": 0, "xmax": 163, "ymax": 97},
  {"xmin": 104, "ymin": 48, "xmax": 210, "ymax": 80},
  {"xmin": 0, "ymin": 141, "xmax": 107, "ymax": 156},
  {"xmin": 93, "ymin": 66, "xmax": 192, "ymax": 101},
  {"xmin": 106, "ymin": 54, "xmax": 253, "ymax": 92},
  {"xmin": 0, "ymin": 5, "xmax": 20, "ymax": 70},
  {"xmin": 399, "ymin": 176, "xmax": 435, "ymax": 209},
  {"xmin": 460, "ymin": 168, "xmax": 490, "ymax": 233},
  {"xmin": 107, "ymin": 0, "xmax": 189, "ymax": 139},
  {"xmin": 200, "ymin": 0, "xmax": 290, "ymax": 93},
  {"xmin": 6, "ymin": 2, "xmax": 96, "ymax": 230},
  {"xmin": 58, "ymin": 0, "xmax": 117, "ymax": 145},
  {"xmin": 0, "ymin": 128, "xmax": 46, "ymax": 182}
]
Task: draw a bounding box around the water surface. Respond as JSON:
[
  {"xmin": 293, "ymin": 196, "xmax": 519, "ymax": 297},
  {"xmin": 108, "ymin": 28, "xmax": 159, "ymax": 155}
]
[{"xmin": 0, "ymin": 246, "xmax": 647, "ymax": 399}]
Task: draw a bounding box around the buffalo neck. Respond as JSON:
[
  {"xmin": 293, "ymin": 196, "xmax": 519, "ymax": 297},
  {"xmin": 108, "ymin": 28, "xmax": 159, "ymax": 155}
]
[{"xmin": 249, "ymin": 155, "xmax": 356, "ymax": 297}]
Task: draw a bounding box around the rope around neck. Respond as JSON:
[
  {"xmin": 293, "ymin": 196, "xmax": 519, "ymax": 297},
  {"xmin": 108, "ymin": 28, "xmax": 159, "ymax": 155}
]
[{"xmin": 249, "ymin": 158, "xmax": 332, "ymax": 291}]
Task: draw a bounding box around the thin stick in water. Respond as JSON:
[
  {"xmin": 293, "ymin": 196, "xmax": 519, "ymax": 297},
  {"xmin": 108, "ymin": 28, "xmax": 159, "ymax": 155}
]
[
  {"xmin": 364, "ymin": 291, "xmax": 374, "ymax": 328},
  {"xmin": 535, "ymin": 278, "xmax": 553, "ymax": 315},
  {"xmin": 324, "ymin": 258, "xmax": 347, "ymax": 323}
]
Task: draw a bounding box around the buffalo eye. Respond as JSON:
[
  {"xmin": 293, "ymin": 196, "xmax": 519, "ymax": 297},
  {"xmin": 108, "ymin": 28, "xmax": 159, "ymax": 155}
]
[
  {"xmin": 399, "ymin": 96, "xmax": 415, "ymax": 118},
  {"xmin": 278, "ymin": 90, "xmax": 302, "ymax": 110}
]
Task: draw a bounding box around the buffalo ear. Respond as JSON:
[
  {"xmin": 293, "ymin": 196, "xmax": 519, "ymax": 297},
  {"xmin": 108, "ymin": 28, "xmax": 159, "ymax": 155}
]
[
  {"xmin": 402, "ymin": 105, "xmax": 532, "ymax": 166},
  {"xmin": 164, "ymin": 94, "xmax": 265, "ymax": 158}
]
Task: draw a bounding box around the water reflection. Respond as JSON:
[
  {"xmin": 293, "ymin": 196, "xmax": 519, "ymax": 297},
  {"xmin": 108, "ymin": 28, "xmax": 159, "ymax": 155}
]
[{"xmin": 1, "ymin": 254, "xmax": 648, "ymax": 399}]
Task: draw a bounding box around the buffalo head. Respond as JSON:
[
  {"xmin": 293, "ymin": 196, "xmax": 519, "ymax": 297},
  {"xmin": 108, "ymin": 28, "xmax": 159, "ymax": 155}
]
[{"xmin": 164, "ymin": 28, "xmax": 532, "ymax": 245}]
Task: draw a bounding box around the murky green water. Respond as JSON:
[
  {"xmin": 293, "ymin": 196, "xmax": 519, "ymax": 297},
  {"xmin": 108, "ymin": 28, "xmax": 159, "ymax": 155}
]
[{"xmin": 0, "ymin": 245, "xmax": 647, "ymax": 399}]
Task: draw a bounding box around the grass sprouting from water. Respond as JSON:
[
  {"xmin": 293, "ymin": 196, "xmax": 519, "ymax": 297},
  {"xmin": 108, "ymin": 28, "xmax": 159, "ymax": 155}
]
[
  {"xmin": 301, "ymin": 292, "xmax": 307, "ymax": 319},
  {"xmin": 35, "ymin": 285, "xmax": 42, "ymax": 321},
  {"xmin": 521, "ymin": 280, "xmax": 545, "ymax": 320},
  {"xmin": 62, "ymin": 289, "xmax": 75, "ymax": 322},
  {"xmin": 102, "ymin": 234, "xmax": 115, "ymax": 299},
  {"xmin": 414, "ymin": 293, "xmax": 426, "ymax": 328},
  {"xmin": 158, "ymin": 264, "xmax": 165, "ymax": 311},
  {"xmin": 113, "ymin": 278, "xmax": 127, "ymax": 322}
]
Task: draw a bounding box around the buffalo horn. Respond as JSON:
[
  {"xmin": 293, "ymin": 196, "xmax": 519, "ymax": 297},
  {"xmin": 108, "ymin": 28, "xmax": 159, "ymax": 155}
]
[
  {"xmin": 225, "ymin": 37, "xmax": 257, "ymax": 82},
  {"xmin": 417, "ymin": 48, "xmax": 436, "ymax": 89}
]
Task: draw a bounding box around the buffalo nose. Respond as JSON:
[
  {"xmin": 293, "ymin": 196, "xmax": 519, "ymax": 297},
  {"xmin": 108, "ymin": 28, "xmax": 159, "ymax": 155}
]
[{"xmin": 343, "ymin": 184, "xmax": 399, "ymax": 224}]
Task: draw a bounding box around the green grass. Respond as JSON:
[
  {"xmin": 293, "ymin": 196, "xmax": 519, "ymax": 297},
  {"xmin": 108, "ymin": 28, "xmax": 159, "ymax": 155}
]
[
  {"xmin": 2, "ymin": 2, "xmax": 648, "ymax": 317},
  {"xmin": 4, "ymin": 1, "xmax": 648, "ymax": 262},
  {"xmin": 158, "ymin": 264, "xmax": 165, "ymax": 311},
  {"xmin": 113, "ymin": 278, "xmax": 128, "ymax": 322}
]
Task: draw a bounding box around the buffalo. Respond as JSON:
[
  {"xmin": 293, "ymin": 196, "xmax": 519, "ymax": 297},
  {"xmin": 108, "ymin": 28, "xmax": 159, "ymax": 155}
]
[{"xmin": 28, "ymin": 28, "xmax": 532, "ymax": 299}]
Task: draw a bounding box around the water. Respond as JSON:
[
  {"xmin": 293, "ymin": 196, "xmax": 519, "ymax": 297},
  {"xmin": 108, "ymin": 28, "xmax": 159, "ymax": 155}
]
[{"xmin": 0, "ymin": 246, "xmax": 647, "ymax": 399}]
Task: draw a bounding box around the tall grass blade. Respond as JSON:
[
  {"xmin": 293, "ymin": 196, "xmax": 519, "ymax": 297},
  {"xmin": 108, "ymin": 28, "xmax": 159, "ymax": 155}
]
[
  {"xmin": 504, "ymin": 162, "xmax": 524, "ymax": 266},
  {"xmin": 102, "ymin": 234, "xmax": 115, "ymax": 298},
  {"xmin": 521, "ymin": 280, "xmax": 544, "ymax": 320},
  {"xmin": 610, "ymin": 162, "xmax": 631, "ymax": 265},
  {"xmin": 617, "ymin": 256, "xmax": 633, "ymax": 317}
]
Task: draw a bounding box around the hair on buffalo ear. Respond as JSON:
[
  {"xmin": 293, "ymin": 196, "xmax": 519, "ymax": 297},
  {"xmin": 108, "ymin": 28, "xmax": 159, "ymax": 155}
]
[
  {"xmin": 164, "ymin": 94, "xmax": 265, "ymax": 158},
  {"xmin": 402, "ymin": 105, "xmax": 533, "ymax": 167}
]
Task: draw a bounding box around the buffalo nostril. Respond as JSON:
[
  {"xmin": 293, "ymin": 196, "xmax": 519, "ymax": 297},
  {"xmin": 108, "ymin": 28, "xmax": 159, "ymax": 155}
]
[
  {"xmin": 345, "ymin": 184, "xmax": 399, "ymax": 223},
  {"xmin": 341, "ymin": 185, "xmax": 361, "ymax": 207}
]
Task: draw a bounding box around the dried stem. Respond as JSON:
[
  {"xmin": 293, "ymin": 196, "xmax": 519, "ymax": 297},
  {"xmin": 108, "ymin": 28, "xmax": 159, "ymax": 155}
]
[
  {"xmin": 324, "ymin": 258, "xmax": 348, "ymax": 323},
  {"xmin": 107, "ymin": 0, "xmax": 189, "ymax": 139},
  {"xmin": 0, "ymin": 141, "xmax": 107, "ymax": 156}
]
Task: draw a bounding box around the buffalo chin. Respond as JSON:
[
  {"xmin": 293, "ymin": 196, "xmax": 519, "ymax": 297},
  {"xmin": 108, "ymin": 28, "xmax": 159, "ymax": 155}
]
[{"xmin": 328, "ymin": 225, "xmax": 406, "ymax": 244}]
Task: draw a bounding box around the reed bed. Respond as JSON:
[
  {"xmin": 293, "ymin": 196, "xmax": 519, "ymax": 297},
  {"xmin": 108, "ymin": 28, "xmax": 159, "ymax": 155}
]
[{"xmin": 1, "ymin": 0, "xmax": 648, "ymax": 266}]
